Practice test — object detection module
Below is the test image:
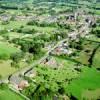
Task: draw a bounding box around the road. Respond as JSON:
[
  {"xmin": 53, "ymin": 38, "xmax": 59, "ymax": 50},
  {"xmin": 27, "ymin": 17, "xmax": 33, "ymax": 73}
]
[
  {"xmin": 8, "ymin": 38, "xmax": 68, "ymax": 85},
  {"xmin": 0, "ymin": 33, "xmax": 46, "ymax": 83},
  {"xmin": 9, "ymin": 21, "xmax": 90, "ymax": 84},
  {"xmin": 0, "ymin": 12, "xmax": 91, "ymax": 84}
]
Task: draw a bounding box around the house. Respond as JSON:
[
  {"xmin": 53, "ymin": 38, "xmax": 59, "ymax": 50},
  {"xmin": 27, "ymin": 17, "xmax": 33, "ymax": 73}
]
[
  {"xmin": 25, "ymin": 70, "xmax": 36, "ymax": 78},
  {"xmin": 18, "ymin": 80, "xmax": 29, "ymax": 90},
  {"xmin": 68, "ymin": 32, "xmax": 78, "ymax": 40},
  {"xmin": 45, "ymin": 15, "xmax": 58, "ymax": 23},
  {"xmin": 9, "ymin": 75, "xmax": 29, "ymax": 90},
  {"xmin": 52, "ymin": 44, "xmax": 72, "ymax": 55},
  {"xmin": 0, "ymin": 13, "xmax": 12, "ymax": 21}
]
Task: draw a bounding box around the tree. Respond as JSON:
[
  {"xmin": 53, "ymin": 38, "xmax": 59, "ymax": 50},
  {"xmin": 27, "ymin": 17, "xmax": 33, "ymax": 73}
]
[
  {"xmin": 10, "ymin": 51, "xmax": 24, "ymax": 63},
  {"xmin": 0, "ymin": 83, "xmax": 8, "ymax": 90},
  {"xmin": 0, "ymin": 75, "xmax": 2, "ymax": 79},
  {"xmin": 91, "ymin": 27, "xmax": 100, "ymax": 37},
  {"xmin": 22, "ymin": 64, "xmax": 78, "ymax": 99},
  {"xmin": 22, "ymin": 28, "xmax": 36, "ymax": 34},
  {"xmin": 27, "ymin": 20, "xmax": 38, "ymax": 26},
  {"xmin": 2, "ymin": 21, "xmax": 9, "ymax": 25},
  {"xmin": 0, "ymin": 29, "xmax": 8, "ymax": 35},
  {"xmin": 11, "ymin": 61, "xmax": 20, "ymax": 68}
]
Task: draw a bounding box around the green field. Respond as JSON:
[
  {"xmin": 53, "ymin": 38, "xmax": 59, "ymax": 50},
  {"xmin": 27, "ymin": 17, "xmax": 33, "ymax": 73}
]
[
  {"xmin": 92, "ymin": 47, "xmax": 100, "ymax": 68},
  {"xmin": 0, "ymin": 88, "xmax": 24, "ymax": 100},
  {"xmin": 54, "ymin": 56, "xmax": 77, "ymax": 68},
  {"xmin": 0, "ymin": 60, "xmax": 28, "ymax": 78},
  {"xmin": 66, "ymin": 67, "xmax": 100, "ymax": 99},
  {"xmin": 71, "ymin": 40, "xmax": 99, "ymax": 65},
  {"xmin": 25, "ymin": 25, "xmax": 57, "ymax": 33},
  {"xmin": 0, "ymin": 42, "xmax": 22, "ymax": 78},
  {"xmin": 0, "ymin": 42, "xmax": 19, "ymax": 59},
  {"xmin": 0, "ymin": 20, "xmax": 28, "ymax": 29},
  {"xmin": 88, "ymin": 34, "xmax": 100, "ymax": 42},
  {"xmin": 0, "ymin": 20, "xmax": 59, "ymax": 33}
]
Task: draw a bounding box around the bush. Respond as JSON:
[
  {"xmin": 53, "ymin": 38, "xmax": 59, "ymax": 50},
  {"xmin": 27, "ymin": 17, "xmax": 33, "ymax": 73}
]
[
  {"xmin": 10, "ymin": 52, "xmax": 24, "ymax": 63},
  {"xmin": 2, "ymin": 21, "xmax": 9, "ymax": 25},
  {"xmin": 91, "ymin": 27, "xmax": 100, "ymax": 37},
  {"xmin": 0, "ymin": 83, "xmax": 8, "ymax": 90},
  {"xmin": 0, "ymin": 29, "xmax": 8, "ymax": 35}
]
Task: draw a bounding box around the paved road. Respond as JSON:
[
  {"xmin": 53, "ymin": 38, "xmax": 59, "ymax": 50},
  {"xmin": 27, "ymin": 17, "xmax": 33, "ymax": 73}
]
[
  {"xmin": 0, "ymin": 12, "xmax": 91, "ymax": 84},
  {"xmin": 12, "ymin": 38, "xmax": 68, "ymax": 76},
  {"xmin": 8, "ymin": 38, "xmax": 68, "ymax": 85},
  {"xmin": 9, "ymin": 21, "xmax": 90, "ymax": 83}
]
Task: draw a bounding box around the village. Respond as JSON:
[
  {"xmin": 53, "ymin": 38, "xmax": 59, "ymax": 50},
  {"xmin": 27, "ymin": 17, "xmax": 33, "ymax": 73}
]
[{"xmin": 0, "ymin": 0, "xmax": 100, "ymax": 100}]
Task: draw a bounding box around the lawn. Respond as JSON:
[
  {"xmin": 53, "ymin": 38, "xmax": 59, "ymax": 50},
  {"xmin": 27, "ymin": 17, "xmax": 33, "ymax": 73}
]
[
  {"xmin": 66, "ymin": 67, "xmax": 100, "ymax": 99},
  {"xmin": 0, "ymin": 88, "xmax": 24, "ymax": 100}
]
